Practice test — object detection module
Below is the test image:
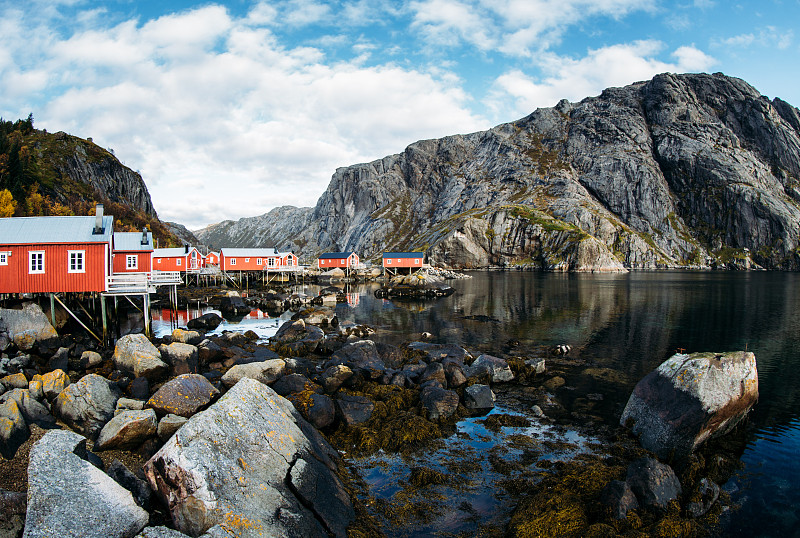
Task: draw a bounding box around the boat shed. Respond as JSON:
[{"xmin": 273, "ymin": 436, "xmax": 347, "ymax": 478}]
[
  {"xmin": 112, "ymin": 229, "xmax": 153, "ymax": 274},
  {"xmin": 204, "ymin": 251, "xmax": 220, "ymax": 266},
  {"xmin": 318, "ymin": 251, "xmax": 359, "ymax": 270},
  {"xmin": 382, "ymin": 252, "xmax": 425, "ymax": 275},
  {"xmin": 219, "ymin": 248, "xmax": 293, "ymax": 272},
  {"xmin": 152, "ymin": 245, "xmax": 202, "ymax": 272},
  {"xmin": 0, "ymin": 209, "xmax": 113, "ymax": 294}
]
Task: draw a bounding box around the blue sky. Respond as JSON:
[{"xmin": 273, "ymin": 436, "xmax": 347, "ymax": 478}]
[{"xmin": 1, "ymin": 0, "xmax": 798, "ymax": 229}]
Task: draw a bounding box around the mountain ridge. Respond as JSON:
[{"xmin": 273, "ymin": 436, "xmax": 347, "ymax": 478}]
[{"xmin": 195, "ymin": 72, "xmax": 800, "ymax": 270}]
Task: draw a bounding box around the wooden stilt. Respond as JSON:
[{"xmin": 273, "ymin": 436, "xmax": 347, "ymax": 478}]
[
  {"xmin": 100, "ymin": 295, "xmax": 107, "ymax": 343},
  {"xmin": 52, "ymin": 294, "xmax": 102, "ymax": 343},
  {"xmin": 49, "ymin": 293, "xmax": 56, "ymax": 329},
  {"xmin": 143, "ymin": 293, "xmax": 151, "ymax": 337}
]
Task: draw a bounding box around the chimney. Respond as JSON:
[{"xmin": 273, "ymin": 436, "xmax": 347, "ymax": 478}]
[
  {"xmin": 141, "ymin": 227, "xmax": 148, "ymax": 246},
  {"xmin": 93, "ymin": 204, "xmax": 104, "ymax": 234},
  {"xmin": 185, "ymin": 244, "xmax": 189, "ymax": 253}
]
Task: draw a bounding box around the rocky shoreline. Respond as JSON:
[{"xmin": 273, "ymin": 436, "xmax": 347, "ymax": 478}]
[{"xmin": 0, "ymin": 285, "xmax": 757, "ymax": 537}]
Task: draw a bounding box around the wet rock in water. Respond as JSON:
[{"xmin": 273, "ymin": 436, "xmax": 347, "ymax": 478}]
[
  {"xmin": 0, "ymin": 489, "xmax": 27, "ymax": 538},
  {"xmin": 468, "ymin": 354, "xmax": 514, "ymax": 383},
  {"xmin": 143, "ymin": 378, "xmax": 354, "ymax": 537},
  {"xmin": 620, "ymin": 351, "xmax": 759, "ymax": 460},
  {"xmin": 0, "ymin": 398, "xmax": 28, "ymax": 459},
  {"xmin": 95, "ymin": 409, "xmax": 158, "ymax": 451},
  {"xmin": 158, "ymin": 343, "xmax": 199, "ymax": 375},
  {"xmin": 106, "ymin": 459, "xmax": 153, "ymax": 510},
  {"xmin": 292, "ymin": 307, "xmax": 338, "ymax": 327},
  {"xmin": 220, "ymin": 359, "xmax": 286, "ymax": 388},
  {"xmin": 0, "ymin": 302, "xmax": 59, "ymax": 351},
  {"xmin": 626, "ymin": 457, "xmax": 682, "ymax": 510},
  {"xmin": 531, "ymin": 405, "xmax": 545, "ymax": 418},
  {"xmin": 25, "ymin": 430, "xmax": 149, "ymax": 538},
  {"xmin": 113, "ymin": 334, "xmax": 169, "ymax": 381},
  {"xmin": 444, "ymin": 362, "xmax": 467, "ymax": 388},
  {"xmin": 146, "ymin": 374, "xmax": 219, "ymax": 418},
  {"xmin": 326, "ymin": 340, "xmax": 386, "ymax": 379},
  {"xmin": 271, "ymin": 319, "xmax": 325, "ymax": 356},
  {"xmin": 525, "ymin": 357, "xmax": 546, "ymax": 374},
  {"xmin": 170, "ymin": 329, "xmax": 202, "ymax": 345},
  {"xmin": 600, "ymin": 479, "xmax": 639, "ymax": 519},
  {"xmin": 157, "ymin": 414, "xmax": 187, "ymax": 441},
  {"xmin": 219, "ymin": 295, "xmax": 249, "ymax": 317},
  {"xmin": 420, "ymin": 385, "xmax": 460, "ymax": 420},
  {"xmin": 464, "ymin": 384, "xmax": 496, "ymax": 411},
  {"xmin": 550, "ymin": 344, "xmax": 571, "ymax": 356},
  {"xmin": 336, "ymin": 394, "xmax": 375, "ymax": 425},
  {"xmin": 687, "ymin": 477, "xmax": 720, "ymax": 518},
  {"xmin": 186, "ymin": 312, "xmax": 223, "ymax": 332},
  {"xmin": 419, "ymin": 362, "xmax": 447, "ymax": 387},
  {"xmin": 406, "ymin": 342, "xmax": 471, "ymax": 364},
  {"xmin": 53, "ymin": 374, "xmax": 121, "ymax": 440},
  {"xmin": 543, "ymin": 376, "xmax": 566, "ymax": 392}
]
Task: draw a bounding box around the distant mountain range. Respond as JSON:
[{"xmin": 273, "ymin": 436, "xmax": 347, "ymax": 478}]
[{"xmin": 194, "ymin": 72, "xmax": 796, "ymax": 270}]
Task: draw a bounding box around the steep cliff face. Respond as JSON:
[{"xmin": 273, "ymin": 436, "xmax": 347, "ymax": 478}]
[
  {"xmin": 283, "ymin": 72, "xmax": 800, "ymax": 270},
  {"xmin": 36, "ymin": 131, "xmax": 157, "ymax": 217},
  {"xmin": 194, "ymin": 206, "xmax": 313, "ymax": 253}
]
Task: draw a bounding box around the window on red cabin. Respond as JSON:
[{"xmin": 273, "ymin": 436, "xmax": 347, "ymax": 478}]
[
  {"xmin": 29, "ymin": 251, "xmax": 44, "ymax": 274},
  {"xmin": 231, "ymin": 258, "xmax": 236, "ymax": 266},
  {"xmin": 0, "ymin": 252, "xmax": 8, "ymax": 265},
  {"xmin": 176, "ymin": 259, "xmax": 181, "ymax": 266},
  {"xmin": 126, "ymin": 255, "xmax": 138, "ymax": 270},
  {"xmin": 268, "ymin": 258, "xmax": 276, "ymax": 267},
  {"xmin": 67, "ymin": 251, "xmax": 85, "ymax": 273}
]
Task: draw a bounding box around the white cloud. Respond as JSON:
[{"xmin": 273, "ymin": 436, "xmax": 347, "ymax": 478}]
[
  {"xmin": 714, "ymin": 26, "xmax": 794, "ymax": 51},
  {"xmin": 486, "ymin": 41, "xmax": 716, "ymax": 120},
  {"xmin": 5, "ymin": 5, "xmax": 486, "ymax": 228}
]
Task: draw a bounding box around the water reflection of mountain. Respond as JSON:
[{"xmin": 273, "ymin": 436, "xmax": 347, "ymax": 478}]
[{"xmin": 339, "ymin": 272, "xmax": 800, "ymax": 430}]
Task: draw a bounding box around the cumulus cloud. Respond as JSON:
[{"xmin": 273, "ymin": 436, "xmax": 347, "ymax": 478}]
[
  {"xmin": 714, "ymin": 27, "xmax": 794, "ymax": 51},
  {"xmin": 486, "ymin": 41, "xmax": 717, "ymax": 120},
  {"xmin": 1, "ymin": 4, "xmax": 487, "ymax": 228}
]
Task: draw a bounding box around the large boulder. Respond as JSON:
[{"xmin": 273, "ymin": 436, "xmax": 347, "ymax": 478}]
[
  {"xmin": 170, "ymin": 329, "xmax": 202, "ymax": 345},
  {"xmin": 326, "ymin": 340, "xmax": 386, "ymax": 379},
  {"xmin": 186, "ymin": 313, "xmax": 223, "ymax": 332},
  {"xmin": 468, "ymin": 354, "xmax": 514, "ymax": 383},
  {"xmin": 53, "ymin": 374, "xmax": 121, "ymax": 440},
  {"xmin": 625, "ymin": 457, "xmax": 682, "ymax": 510},
  {"xmin": 113, "ymin": 334, "xmax": 169, "ymax": 381},
  {"xmin": 143, "ymin": 378, "xmax": 354, "ymax": 537},
  {"xmin": 0, "ymin": 303, "xmax": 59, "ymax": 351},
  {"xmin": 620, "ymin": 351, "xmax": 759, "ymax": 459},
  {"xmin": 146, "ymin": 374, "xmax": 219, "ymax": 418},
  {"xmin": 0, "ymin": 398, "xmax": 28, "ymax": 459},
  {"xmin": 1, "ymin": 388, "xmax": 56, "ymax": 429},
  {"xmin": 24, "ymin": 429, "xmax": 149, "ymax": 537}
]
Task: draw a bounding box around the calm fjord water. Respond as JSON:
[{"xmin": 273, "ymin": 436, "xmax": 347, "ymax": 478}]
[{"xmin": 329, "ymin": 271, "xmax": 800, "ymax": 535}]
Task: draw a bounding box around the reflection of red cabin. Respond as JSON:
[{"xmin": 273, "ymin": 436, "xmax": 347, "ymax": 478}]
[
  {"xmin": 112, "ymin": 230, "xmax": 153, "ymax": 274},
  {"xmin": 204, "ymin": 251, "xmax": 219, "ymax": 266},
  {"xmin": 318, "ymin": 252, "xmax": 359, "ymax": 269},
  {"xmin": 152, "ymin": 246, "xmax": 202, "ymax": 272},
  {"xmin": 0, "ymin": 209, "xmax": 113, "ymax": 294},
  {"xmin": 220, "ymin": 248, "xmax": 298, "ymax": 272}
]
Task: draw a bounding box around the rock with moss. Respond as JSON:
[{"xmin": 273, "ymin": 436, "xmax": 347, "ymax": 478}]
[
  {"xmin": 95, "ymin": 409, "xmax": 158, "ymax": 451},
  {"xmin": 143, "ymin": 378, "xmax": 354, "ymax": 537},
  {"xmin": 0, "ymin": 398, "xmax": 28, "ymax": 459},
  {"xmin": 620, "ymin": 351, "xmax": 759, "ymax": 460},
  {"xmin": 0, "ymin": 303, "xmax": 59, "ymax": 352},
  {"xmin": 220, "ymin": 359, "xmax": 285, "ymax": 388},
  {"xmin": 146, "ymin": 374, "xmax": 219, "ymax": 418},
  {"xmin": 53, "ymin": 374, "xmax": 121, "ymax": 440},
  {"xmin": 113, "ymin": 334, "xmax": 169, "ymax": 381},
  {"xmin": 270, "ymin": 319, "xmax": 325, "ymax": 356}
]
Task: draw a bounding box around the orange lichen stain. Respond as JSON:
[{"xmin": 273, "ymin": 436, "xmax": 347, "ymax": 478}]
[{"xmin": 223, "ymin": 511, "xmax": 263, "ymax": 531}]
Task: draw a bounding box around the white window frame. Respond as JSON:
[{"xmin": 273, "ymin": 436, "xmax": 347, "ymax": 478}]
[
  {"xmin": 0, "ymin": 252, "xmax": 8, "ymax": 265},
  {"xmin": 157, "ymin": 258, "xmax": 162, "ymax": 264},
  {"xmin": 245, "ymin": 258, "xmax": 250, "ymax": 263},
  {"xmin": 386, "ymin": 259, "xmax": 392, "ymax": 265},
  {"xmin": 176, "ymin": 258, "xmax": 182, "ymax": 266},
  {"xmin": 230, "ymin": 258, "xmax": 236, "ymax": 266},
  {"xmin": 287, "ymin": 256, "xmax": 295, "ymax": 266},
  {"xmin": 256, "ymin": 258, "xmax": 262, "ymax": 265},
  {"xmin": 126, "ymin": 254, "xmax": 138, "ymax": 270},
  {"xmin": 415, "ymin": 258, "xmax": 420, "ymax": 264},
  {"xmin": 67, "ymin": 250, "xmax": 85, "ymax": 273},
  {"xmin": 29, "ymin": 251, "xmax": 45, "ymax": 274},
  {"xmin": 268, "ymin": 257, "xmax": 276, "ymax": 267}
]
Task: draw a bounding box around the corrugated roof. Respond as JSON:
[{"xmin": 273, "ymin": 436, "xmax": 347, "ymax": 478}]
[
  {"xmin": 319, "ymin": 252, "xmax": 355, "ymax": 259},
  {"xmin": 0, "ymin": 215, "xmax": 113, "ymax": 244},
  {"xmin": 221, "ymin": 248, "xmax": 279, "ymax": 257},
  {"xmin": 114, "ymin": 231, "xmax": 153, "ymax": 251},
  {"xmin": 383, "ymin": 252, "xmax": 424, "ymax": 258},
  {"xmin": 153, "ymin": 247, "xmax": 193, "ymax": 257}
]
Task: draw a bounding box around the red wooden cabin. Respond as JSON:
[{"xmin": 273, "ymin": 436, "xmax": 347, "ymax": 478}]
[
  {"xmin": 112, "ymin": 229, "xmax": 153, "ymax": 274},
  {"xmin": 382, "ymin": 252, "xmax": 425, "ymax": 274},
  {"xmin": 0, "ymin": 207, "xmax": 113, "ymax": 294},
  {"xmin": 152, "ymin": 246, "xmax": 202, "ymax": 272},
  {"xmin": 318, "ymin": 251, "xmax": 359, "ymax": 269},
  {"xmin": 204, "ymin": 251, "xmax": 219, "ymax": 266},
  {"xmin": 219, "ymin": 248, "xmax": 298, "ymax": 272}
]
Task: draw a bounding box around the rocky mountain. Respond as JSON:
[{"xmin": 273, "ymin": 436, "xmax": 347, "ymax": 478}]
[
  {"xmin": 194, "ymin": 206, "xmax": 313, "ymax": 254},
  {"xmin": 202, "ymin": 73, "xmax": 800, "ymax": 271},
  {"xmin": 0, "ymin": 119, "xmax": 180, "ymax": 245},
  {"xmin": 165, "ymin": 221, "xmax": 202, "ymax": 247}
]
